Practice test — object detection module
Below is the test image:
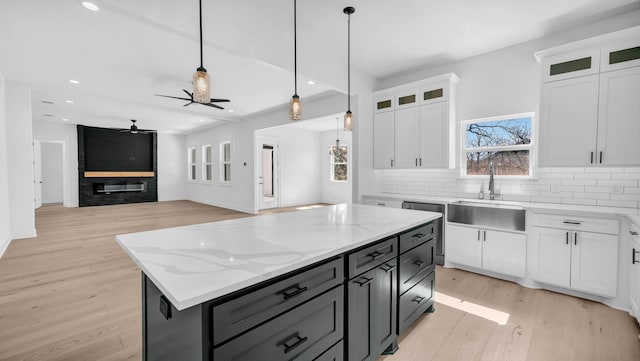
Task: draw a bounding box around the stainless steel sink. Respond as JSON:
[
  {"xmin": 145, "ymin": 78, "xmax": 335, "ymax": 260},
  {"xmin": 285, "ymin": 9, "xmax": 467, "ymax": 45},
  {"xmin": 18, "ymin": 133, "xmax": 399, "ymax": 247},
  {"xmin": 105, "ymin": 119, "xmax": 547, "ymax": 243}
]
[{"xmin": 447, "ymin": 200, "xmax": 526, "ymax": 231}]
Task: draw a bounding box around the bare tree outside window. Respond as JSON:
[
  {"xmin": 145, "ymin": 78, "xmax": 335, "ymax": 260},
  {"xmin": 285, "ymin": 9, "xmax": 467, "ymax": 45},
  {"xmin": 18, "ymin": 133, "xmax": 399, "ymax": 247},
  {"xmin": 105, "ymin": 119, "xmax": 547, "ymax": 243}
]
[
  {"xmin": 331, "ymin": 146, "xmax": 348, "ymax": 181},
  {"xmin": 463, "ymin": 114, "xmax": 533, "ymax": 176}
]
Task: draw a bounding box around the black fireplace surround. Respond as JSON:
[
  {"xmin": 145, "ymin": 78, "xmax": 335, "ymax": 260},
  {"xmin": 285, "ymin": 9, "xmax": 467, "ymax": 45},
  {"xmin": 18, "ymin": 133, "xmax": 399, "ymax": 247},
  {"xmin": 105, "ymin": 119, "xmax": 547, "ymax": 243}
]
[{"xmin": 78, "ymin": 125, "xmax": 158, "ymax": 207}]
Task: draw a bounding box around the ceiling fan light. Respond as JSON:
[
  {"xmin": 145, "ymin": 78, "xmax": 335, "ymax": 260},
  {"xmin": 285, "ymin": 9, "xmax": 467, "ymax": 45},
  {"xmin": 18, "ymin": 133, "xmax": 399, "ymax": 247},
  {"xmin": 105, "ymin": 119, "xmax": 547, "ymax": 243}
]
[
  {"xmin": 290, "ymin": 94, "xmax": 302, "ymax": 121},
  {"xmin": 344, "ymin": 110, "xmax": 353, "ymax": 131},
  {"xmin": 193, "ymin": 68, "xmax": 210, "ymax": 103}
]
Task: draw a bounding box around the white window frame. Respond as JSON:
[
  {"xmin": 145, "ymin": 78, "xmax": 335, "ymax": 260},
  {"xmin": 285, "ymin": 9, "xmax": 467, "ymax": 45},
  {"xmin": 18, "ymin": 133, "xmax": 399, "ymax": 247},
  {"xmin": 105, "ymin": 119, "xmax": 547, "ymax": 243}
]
[
  {"xmin": 220, "ymin": 141, "xmax": 232, "ymax": 184},
  {"xmin": 329, "ymin": 144, "xmax": 349, "ymax": 183},
  {"xmin": 460, "ymin": 112, "xmax": 535, "ymax": 179},
  {"xmin": 202, "ymin": 145, "xmax": 213, "ymax": 183},
  {"xmin": 187, "ymin": 146, "xmax": 197, "ymax": 182}
]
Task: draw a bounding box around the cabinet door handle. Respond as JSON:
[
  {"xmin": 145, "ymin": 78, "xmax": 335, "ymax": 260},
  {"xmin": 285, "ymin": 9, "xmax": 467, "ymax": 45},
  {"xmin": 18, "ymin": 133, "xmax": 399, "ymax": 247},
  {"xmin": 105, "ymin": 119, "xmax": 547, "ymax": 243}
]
[
  {"xmin": 415, "ymin": 158, "xmax": 418, "ymax": 167},
  {"xmin": 633, "ymin": 248, "xmax": 639, "ymax": 265},
  {"xmin": 281, "ymin": 334, "xmax": 308, "ymax": 354},
  {"xmin": 477, "ymin": 230, "xmax": 481, "ymax": 241},
  {"xmin": 367, "ymin": 250, "xmax": 385, "ymax": 260},
  {"xmin": 354, "ymin": 277, "xmax": 374, "ymax": 287},
  {"xmin": 630, "ymin": 231, "xmax": 639, "ymax": 236},
  {"xmin": 391, "ymin": 159, "xmax": 394, "ymax": 167},
  {"xmin": 280, "ymin": 284, "xmax": 308, "ymax": 300},
  {"xmin": 563, "ymin": 220, "xmax": 582, "ymax": 225},
  {"xmin": 419, "ymin": 158, "xmax": 422, "ymax": 166},
  {"xmin": 599, "ymin": 151, "xmax": 603, "ymax": 164},
  {"xmin": 590, "ymin": 151, "xmax": 594, "ymax": 164},
  {"xmin": 412, "ymin": 296, "xmax": 426, "ymax": 304},
  {"xmin": 483, "ymin": 230, "xmax": 487, "ymax": 242},
  {"xmin": 566, "ymin": 232, "xmax": 569, "ymax": 245},
  {"xmin": 574, "ymin": 232, "xmax": 578, "ymax": 246},
  {"xmin": 380, "ymin": 263, "xmax": 396, "ymax": 273},
  {"xmin": 413, "ymin": 259, "xmax": 425, "ymax": 267}
]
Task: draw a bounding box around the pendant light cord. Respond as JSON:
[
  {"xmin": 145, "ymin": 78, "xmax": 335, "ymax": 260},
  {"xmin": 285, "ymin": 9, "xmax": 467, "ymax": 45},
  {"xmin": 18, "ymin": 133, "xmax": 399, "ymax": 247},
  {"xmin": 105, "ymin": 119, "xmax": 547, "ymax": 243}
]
[
  {"xmin": 199, "ymin": 0, "xmax": 204, "ymax": 69},
  {"xmin": 347, "ymin": 11, "xmax": 351, "ymax": 112},
  {"xmin": 294, "ymin": 0, "xmax": 298, "ymax": 96}
]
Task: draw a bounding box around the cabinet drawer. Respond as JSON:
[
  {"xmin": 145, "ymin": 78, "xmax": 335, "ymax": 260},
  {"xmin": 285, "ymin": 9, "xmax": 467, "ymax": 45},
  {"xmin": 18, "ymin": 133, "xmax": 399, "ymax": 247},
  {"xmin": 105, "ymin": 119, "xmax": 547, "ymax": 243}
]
[
  {"xmin": 531, "ymin": 213, "xmax": 619, "ymax": 235},
  {"xmin": 348, "ymin": 237, "xmax": 398, "ymax": 278},
  {"xmin": 399, "ymin": 238, "xmax": 434, "ymax": 294},
  {"xmin": 213, "ymin": 258, "xmax": 344, "ymax": 345},
  {"xmin": 213, "ymin": 285, "xmax": 344, "ymax": 361},
  {"xmin": 399, "ymin": 271, "xmax": 434, "ymax": 335},
  {"xmin": 314, "ymin": 340, "xmax": 343, "ymax": 361},
  {"xmin": 399, "ymin": 223, "xmax": 435, "ymax": 253}
]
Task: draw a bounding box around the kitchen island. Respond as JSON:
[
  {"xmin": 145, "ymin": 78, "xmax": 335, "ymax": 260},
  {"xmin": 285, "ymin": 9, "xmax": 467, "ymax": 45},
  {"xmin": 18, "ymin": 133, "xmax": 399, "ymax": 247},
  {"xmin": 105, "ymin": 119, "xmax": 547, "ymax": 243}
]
[{"xmin": 117, "ymin": 203, "xmax": 441, "ymax": 361}]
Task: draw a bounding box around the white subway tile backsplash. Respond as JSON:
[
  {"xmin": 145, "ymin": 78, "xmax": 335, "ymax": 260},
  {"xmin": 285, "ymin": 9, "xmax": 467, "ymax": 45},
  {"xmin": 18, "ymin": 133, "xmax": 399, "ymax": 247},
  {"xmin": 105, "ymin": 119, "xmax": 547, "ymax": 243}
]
[{"xmin": 380, "ymin": 167, "xmax": 639, "ymax": 209}]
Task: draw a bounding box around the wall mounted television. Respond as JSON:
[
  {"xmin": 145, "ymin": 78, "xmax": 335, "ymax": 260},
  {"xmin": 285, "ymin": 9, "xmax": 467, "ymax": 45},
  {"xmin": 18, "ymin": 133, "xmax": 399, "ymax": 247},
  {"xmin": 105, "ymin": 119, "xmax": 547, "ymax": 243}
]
[{"xmin": 81, "ymin": 126, "xmax": 154, "ymax": 171}]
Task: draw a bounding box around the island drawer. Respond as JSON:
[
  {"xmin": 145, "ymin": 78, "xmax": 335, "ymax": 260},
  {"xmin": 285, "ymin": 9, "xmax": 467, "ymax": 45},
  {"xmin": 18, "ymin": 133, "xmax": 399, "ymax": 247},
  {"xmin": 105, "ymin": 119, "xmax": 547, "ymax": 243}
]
[
  {"xmin": 314, "ymin": 340, "xmax": 343, "ymax": 361},
  {"xmin": 212, "ymin": 258, "xmax": 344, "ymax": 345},
  {"xmin": 399, "ymin": 271, "xmax": 434, "ymax": 335},
  {"xmin": 399, "ymin": 223, "xmax": 435, "ymax": 254},
  {"xmin": 213, "ymin": 285, "xmax": 344, "ymax": 361},
  {"xmin": 348, "ymin": 237, "xmax": 398, "ymax": 278},
  {"xmin": 399, "ymin": 238, "xmax": 434, "ymax": 294}
]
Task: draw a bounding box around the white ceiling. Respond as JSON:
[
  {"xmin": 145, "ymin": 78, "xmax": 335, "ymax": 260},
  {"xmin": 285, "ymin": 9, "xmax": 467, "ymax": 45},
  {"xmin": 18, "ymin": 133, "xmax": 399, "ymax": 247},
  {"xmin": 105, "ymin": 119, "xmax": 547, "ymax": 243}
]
[{"xmin": 0, "ymin": 0, "xmax": 638, "ymax": 133}]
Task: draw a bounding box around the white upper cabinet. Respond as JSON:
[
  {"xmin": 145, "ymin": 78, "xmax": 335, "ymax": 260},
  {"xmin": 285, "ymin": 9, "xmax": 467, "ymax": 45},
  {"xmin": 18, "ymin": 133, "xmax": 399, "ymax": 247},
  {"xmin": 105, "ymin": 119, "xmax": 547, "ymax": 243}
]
[
  {"xmin": 537, "ymin": 28, "xmax": 640, "ymax": 167},
  {"xmin": 372, "ymin": 73, "xmax": 458, "ymax": 169}
]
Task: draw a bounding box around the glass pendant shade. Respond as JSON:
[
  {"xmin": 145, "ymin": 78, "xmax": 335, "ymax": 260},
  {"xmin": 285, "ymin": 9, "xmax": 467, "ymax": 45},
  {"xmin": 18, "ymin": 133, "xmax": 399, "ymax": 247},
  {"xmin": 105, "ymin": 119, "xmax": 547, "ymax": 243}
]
[
  {"xmin": 344, "ymin": 110, "xmax": 353, "ymax": 131},
  {"xmin": 290, "ymin": 94, "xmax": 302, "ymax": 121},
  {"xmin": 193, "ymin": 67, "xmax": 210, "ymax": 103}
]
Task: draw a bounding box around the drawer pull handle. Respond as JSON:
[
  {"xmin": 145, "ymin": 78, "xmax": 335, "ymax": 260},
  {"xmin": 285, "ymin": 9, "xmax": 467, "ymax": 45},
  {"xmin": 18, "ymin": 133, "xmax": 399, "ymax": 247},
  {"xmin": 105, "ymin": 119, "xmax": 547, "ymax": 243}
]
[
  {"xmin": 413, "ymin": 260, "xmax": 425, "ymax": 267},
  {"xmin": 380, "ymin": 263, "xmax": 396, "ymax": 273},
  {"xmin": 368, "ymin": 250, "xmax": 385, "ymax": 260},
  {"xmin": 281, "ymin": 334, "xmax": 308, "ymax": 354},
  {"xmin": 412, "ymin": 296, "xmax": 426, "ymax": 304},
  {"xmin": 631, "ymin": 231, "xmax": 639, "ymax": 236},
  {"xmin": 411, "ymin": 233, "xmax": 425, "ymax": 239},
  {"xmin": 355, "ymin": 277, "xmax": 374, "ymax": 287},
  {"xmin": 633, "ymin": 248, "xmax": 639, "ymax": 265},
  {"xmin": 563, "ymin": 220, "xmax": 582, "ymax": 225},
  {"xmin": 280, "ymin": 284, "xmax": 308, "ymax": 300}
]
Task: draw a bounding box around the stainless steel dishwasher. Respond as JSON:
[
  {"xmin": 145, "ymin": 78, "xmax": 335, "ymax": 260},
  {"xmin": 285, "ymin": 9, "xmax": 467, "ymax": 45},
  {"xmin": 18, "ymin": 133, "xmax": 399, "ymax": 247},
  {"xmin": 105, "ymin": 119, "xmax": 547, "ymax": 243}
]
[{"xmin": 402, "ymin": 201, "xmax": 445, "ymax": 265}]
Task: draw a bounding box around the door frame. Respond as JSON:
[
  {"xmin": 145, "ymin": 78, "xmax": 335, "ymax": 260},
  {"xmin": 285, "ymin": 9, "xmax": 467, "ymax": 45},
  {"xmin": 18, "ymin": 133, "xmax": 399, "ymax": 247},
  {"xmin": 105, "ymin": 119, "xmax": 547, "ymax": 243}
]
[
  {"xmin": 255, "ymin": 136, "xmax": 280, "ymax": 211},
  {"xmin": 34, "ymin": 139, "xmax": 68, "ymax": 207}
]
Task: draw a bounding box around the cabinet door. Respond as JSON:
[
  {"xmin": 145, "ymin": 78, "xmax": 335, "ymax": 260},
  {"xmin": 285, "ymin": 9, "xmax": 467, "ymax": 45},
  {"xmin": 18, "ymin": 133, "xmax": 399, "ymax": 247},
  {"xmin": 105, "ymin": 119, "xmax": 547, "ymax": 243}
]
[
  {"xmin": 596, "ymin": 66, "xmax": 640, "ymax": 166},
  {"xmin": 570, "ymin": 231, "xmax": 618, "ymax": 297},
  {"xmin": 538, "ymin": 75, "xmax": 599, "ymax": 167},
  {"xmin": 418, "ymin": 102, "xmax": 449, "ymax": 168},
  {"xmin": 445, "ymin": 224, "xmax": 482, "ymax": 269},
  {"xmin": 530, "ymin": 227, "xmax": 571, "ymax": 288},
  {"xmin": 348, "ymin": 267, "xmax": 377, "ymax": 361},
  {"xmin": 394, "ymin": 107, "xmax": 419, "ymax": 168},
  {"xmin": 373, "ymin": 111, "xmax": 395, "ymax": 169},
  {"xmin": 482, "ymin": 230, "xmax": 526, "ymax": 278},
  {"xmin": 374, "ymin": 260, "xmax": 397, "ymax": 356},
  {"xmin": 629, "ymin": 236, "xmax": 640, "ymax": 319}
]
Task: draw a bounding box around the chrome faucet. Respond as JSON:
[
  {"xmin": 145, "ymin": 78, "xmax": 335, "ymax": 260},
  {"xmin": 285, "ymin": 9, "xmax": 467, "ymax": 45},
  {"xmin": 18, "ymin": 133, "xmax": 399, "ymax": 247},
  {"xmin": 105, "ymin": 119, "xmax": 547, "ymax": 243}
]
[{"xmin": 488, "ymin": 161, "xmax": 496, "ymax": 200}]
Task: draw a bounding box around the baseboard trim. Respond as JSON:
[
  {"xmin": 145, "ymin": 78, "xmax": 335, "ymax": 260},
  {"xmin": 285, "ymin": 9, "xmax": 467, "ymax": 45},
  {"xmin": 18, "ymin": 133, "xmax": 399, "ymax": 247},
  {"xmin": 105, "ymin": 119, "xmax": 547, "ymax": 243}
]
[
  {"xmin": 188, "ymin": 198, "xmax": 254, "ymax": 214},
  {"xmin": 0, "ymin": 236, "xmax": 11, "ymax": 258},
  {"xmin": 10, "ymin": 229, "xmax": 37, "ymax": 240}
]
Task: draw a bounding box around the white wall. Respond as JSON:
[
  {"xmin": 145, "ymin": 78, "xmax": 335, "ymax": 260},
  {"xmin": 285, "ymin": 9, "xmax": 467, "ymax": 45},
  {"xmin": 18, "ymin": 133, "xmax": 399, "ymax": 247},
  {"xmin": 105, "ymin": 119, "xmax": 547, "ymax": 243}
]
[
  {"xmin": 185, "ymin": 92, "xmax": 348, "ymax": 213},
  {"xmin": 157, "ymin": 133, "xmax": 187, "ymax": 201},
  {"xmin": 0, "ymin": 73, "xmax": 12, "ymax": 256},
  {"xmin": 6, "ymin": 81, "xmax": 35, "ymax": 239},
  {"xmin": 359, "ymin": 9, "xmax": 640, "ymax": 207},
  {"xmin": 256, "ymin": 127, "xmax": 321, "ymax": 207},
  {"xmin": 33, "ymin": 121, "xmax": 78, "ymax": 207},
  {"xmin": 321, "ymin": 129, "xmax": 352, "ymax": 204},
  {"xmin": 41, "ymin": 142, "xmax": 63, "ymax": 204}
]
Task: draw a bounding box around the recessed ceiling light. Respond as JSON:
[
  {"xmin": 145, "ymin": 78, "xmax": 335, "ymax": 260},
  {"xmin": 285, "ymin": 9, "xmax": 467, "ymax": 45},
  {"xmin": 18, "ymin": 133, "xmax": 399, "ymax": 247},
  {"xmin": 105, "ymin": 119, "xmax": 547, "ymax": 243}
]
[
  {"xmin": 69, "ymin": 79, "xmax": 80, "ymax": 84},
  {"xmin": 307, "ymin": 80, "xmax": 315, "ymax": 85},
  {"xmin": 41, "ymin": 100, "xmax": 54, "ymax": 104},
  {"xmin": 65, "ymin": 100, "xmax": 74, "ymax": 104},
  {"xmin": 62, "ymin": 118, "xmax": 70, "ymax": 122},
  {"xmin": 81, "ymin": 1, "xmax": 99, "ymax": 11},
  {"xmin": 199, "ymin": 119, "xmax": 205, "ymax": 122},
  {"xmin": 228, "ymin": 109, "xmax": 234, "ymax": 113}
]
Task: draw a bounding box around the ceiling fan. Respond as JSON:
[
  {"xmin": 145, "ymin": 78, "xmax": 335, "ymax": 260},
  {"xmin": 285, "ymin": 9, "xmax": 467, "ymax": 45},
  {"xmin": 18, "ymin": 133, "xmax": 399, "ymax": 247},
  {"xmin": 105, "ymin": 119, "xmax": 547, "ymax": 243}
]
[
  {"xmin": 156, "ymin": 0, "xmax": 230, "ymax": 110},
  {"xmin": 156, "ymin": 89, "xmax": 230, "ymax": 110},
  {"xmin": 115, "ymin": 120, "xmax": 155, "ymax": 134}
]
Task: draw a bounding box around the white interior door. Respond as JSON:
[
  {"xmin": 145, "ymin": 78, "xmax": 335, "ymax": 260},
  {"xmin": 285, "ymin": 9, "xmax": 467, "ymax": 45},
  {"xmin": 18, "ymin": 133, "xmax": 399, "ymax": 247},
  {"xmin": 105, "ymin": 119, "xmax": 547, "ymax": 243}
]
[
  {"xmin": 41, "ymin": 142, "xmax": 64, "ymax": 204},
  {"xmin": 33, "ymin": 140, "xmax": 42, "ymax": 209},
  {"xmin": 257, "ymin": 137, "xmax": 279, "ymax": 210}
]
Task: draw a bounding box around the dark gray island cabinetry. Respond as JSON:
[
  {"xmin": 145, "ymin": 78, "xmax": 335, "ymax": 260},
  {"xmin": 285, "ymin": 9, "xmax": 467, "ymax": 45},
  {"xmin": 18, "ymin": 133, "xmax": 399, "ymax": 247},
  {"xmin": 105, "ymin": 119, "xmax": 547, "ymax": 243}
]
[{"xmin": 116, "ymin": 204, "xmax": 441, "ymax": 361}]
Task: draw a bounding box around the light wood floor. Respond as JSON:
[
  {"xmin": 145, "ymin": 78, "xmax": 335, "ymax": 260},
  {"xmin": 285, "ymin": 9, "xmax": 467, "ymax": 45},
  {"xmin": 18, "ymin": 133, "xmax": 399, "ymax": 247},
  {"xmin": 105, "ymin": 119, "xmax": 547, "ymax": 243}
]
[{"xmin": 0, "ymin": 201, "xmax": 638, "ymax": 361}]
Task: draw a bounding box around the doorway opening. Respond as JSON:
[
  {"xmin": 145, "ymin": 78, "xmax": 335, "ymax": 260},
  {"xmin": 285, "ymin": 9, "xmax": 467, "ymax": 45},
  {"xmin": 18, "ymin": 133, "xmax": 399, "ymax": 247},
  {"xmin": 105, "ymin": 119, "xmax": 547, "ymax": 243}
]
[
  {"xmin": 34, "ymin": 140, "xmax": 66, "ymax": 208},
  {"xmin": 257, "ymin": 137, "xmax": 279, "ymax": 210}
]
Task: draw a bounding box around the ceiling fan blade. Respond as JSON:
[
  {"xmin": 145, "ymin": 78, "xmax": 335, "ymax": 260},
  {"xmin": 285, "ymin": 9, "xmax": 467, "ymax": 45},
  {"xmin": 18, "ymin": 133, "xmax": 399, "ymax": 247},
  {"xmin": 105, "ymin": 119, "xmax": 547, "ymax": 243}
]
[
  {"xmin": 156, "ymin": 94, "xmax": 192, "ymax": 101},
  {"xmin": 183, "ymin": 101, "xmax": 194, "ymax": 107},
  {"xmin": 182, "ymin": 89, "xmax": 194, "ymax": 99},
  {"xmin": 202, "ymin": 102, "xmax": 224, "ymax": 110},
  {"xmin": 210, "ymin": 98, "xmax": 230, "ymax": 103}
]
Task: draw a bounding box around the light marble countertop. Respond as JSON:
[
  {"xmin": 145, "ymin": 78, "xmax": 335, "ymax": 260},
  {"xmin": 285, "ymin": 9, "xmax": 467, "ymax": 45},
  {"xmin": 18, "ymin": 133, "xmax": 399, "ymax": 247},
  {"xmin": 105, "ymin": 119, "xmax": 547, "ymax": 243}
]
[{"xmin": 116, "ymin": 203, "xmax": 441, "ymax": 310}]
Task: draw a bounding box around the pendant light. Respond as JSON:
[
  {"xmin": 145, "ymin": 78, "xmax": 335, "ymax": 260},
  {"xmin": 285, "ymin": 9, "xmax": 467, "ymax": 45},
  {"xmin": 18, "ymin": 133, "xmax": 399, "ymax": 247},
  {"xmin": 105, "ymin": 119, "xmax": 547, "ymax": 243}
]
[
  {"xmin": 193, "ymin": 0, "xmax": 210, "ymax": 103},
  {"xmin": 289, "ymin": 0, "xmax": 302, "ymax": 121},
  {"xmin": 330, "ymin": 117, "xmax": 347, "ymax": 156},
  {"xmin": 343, "ymin": 6, "xmax": 355, "ymax": 131}
]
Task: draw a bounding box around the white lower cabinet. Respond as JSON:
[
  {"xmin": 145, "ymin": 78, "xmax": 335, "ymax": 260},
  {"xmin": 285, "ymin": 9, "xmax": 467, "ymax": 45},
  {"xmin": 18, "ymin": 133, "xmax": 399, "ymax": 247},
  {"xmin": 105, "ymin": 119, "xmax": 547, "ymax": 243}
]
[
  {"xmin": 628, "ymin": 221, "xmax": 640, "ymax": 323},
  {"xmin": 530, "ymin": 213, "xmax": 619, "ymax": 298},
  {"xmin": 446, "ymin": 223, "xmax": 526, "ymax": 278}
]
